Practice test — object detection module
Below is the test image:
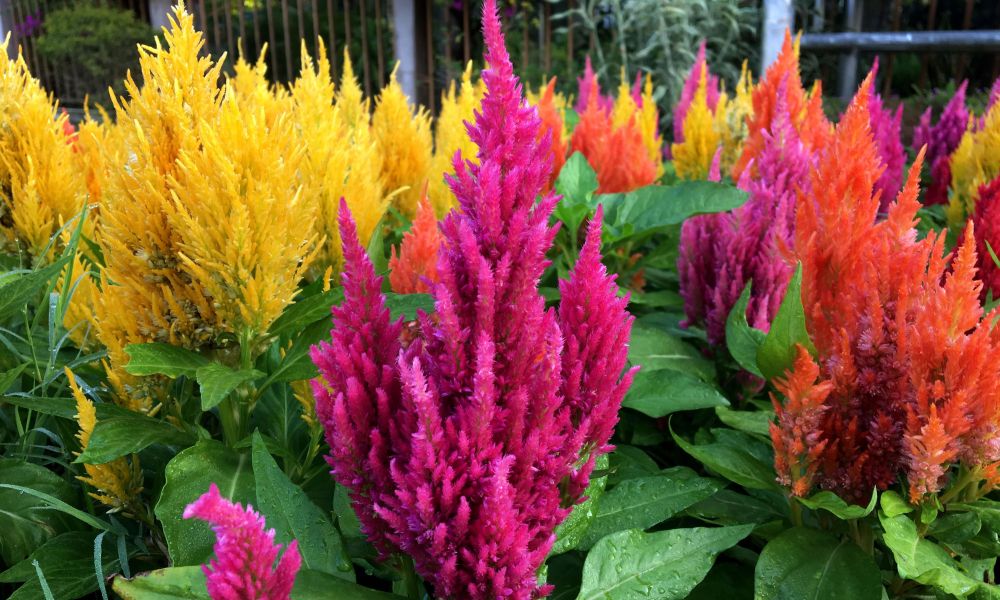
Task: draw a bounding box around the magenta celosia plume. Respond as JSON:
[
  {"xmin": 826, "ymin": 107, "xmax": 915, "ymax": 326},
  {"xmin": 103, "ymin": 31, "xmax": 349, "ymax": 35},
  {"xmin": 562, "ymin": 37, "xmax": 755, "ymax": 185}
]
[
  {"xmin": 913, "ymin": 81, "xmax": 968, "ymax": 205},
  {"xmin": 679, "ymin": 80, "xmax": 809, "ymax": 347},
  {"xmin": 574, "ymin": 55, "xmax": 613, "ymax": 114},
  {"xmin": 183, "ymin": 483, "xmax": 301, "ymax": 600},
  {"xmin": 310, "ymin": 1, "xmax": 635, "ymax": 597},
  {"xmin": 865, "ymin": 62, "xmax": 905, "ymax": 212},
  {"xmin": 970, "ymin": 174, "xmax": 1000, "ymax": 300},
  {"xmin": 674, "ymin": 41, "xmax": 720, "ymax": 144}
]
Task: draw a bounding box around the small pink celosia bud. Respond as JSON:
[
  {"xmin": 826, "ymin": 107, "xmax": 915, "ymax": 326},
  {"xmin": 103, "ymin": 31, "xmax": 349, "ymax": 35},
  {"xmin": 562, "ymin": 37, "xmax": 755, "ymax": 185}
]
[{"xmin": 183, "ymin": 483, "xmax": 301, "ymax": 600}]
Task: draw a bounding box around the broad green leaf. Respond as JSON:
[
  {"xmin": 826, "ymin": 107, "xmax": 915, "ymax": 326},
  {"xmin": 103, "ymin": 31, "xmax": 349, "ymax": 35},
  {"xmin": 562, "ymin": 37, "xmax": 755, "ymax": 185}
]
[
  {"xmin": 251, "ymin": 433, "xmax": 353, "ymax": 579},
  {"xmin": 756, "ymin": 264, "xmax": 815, "ymax": 380},
  {"xmin": 755, "ymin": 527, "xmax": 882, "ymax": 600},
  {"xmin": 76, "ymin": 415, "xmax": 194, "ymax": 464},
  {"xmin": 575, "ymin": 525, "xmax": 753, "ymax": 600},
  {"xmin": 608, "ymin": 445, "xmax": 659, "ymax": 487},
  {"xmin": 333, "ymin": 484, "xmax": 363, "ymax": 539},
  {"xmin": 0, "ymin": 459, "xmax": 77, "ymax": 565},
  {"xmin": 880, "ymin": 510, "xmax": 997, "ymax": 598},
  {"xmin": 623, "ymin": 370, "xmax": 728, "ymax": 417},
  {"xmin": 797, "ymin": 489, "xmax": 877, "ymax": 520},
  {"xmin": 687, "ymin": 489, "xmax": 788, "ymax": 525},
  {"xmin": 928, "ymin": 512, "xmax": 982, "ymax": 545},
  {"xmin": 154, "ymin": 440, "xmax": 255, "ymax": 566},
  {"xmin": 267, "ymin": 288, "xmax": 344, "ymax": 339},
  {"xmin": 0, "ymin": 394, "xmax": 136, "ymax": 421},
  {"xmin": 113, "ymin": 567, "xmax": 208, "ymax": 599},
  {"xmin": 556, "ymin": 152, "xmax": 600, "ymax": 206},
  {"xmin": 628, "ymin": 324, "xmax": 714, "ymax": 381},
  {"xmin": 599, "ymin": 181, "xmax": 748, "ymax": 240},
  {"xmin": 671, "ymin": 426, "xmax": 780, "ymax": 491},
  {"xmin": 952, "ymin": 499, "xmax": 1000, "ymax": 532},
  {"xmin": 384, "ymin": 293, "xmax": 435, "ymax": 320},
  {"xmin": 714, "ymin": 406, "xmax": 773, "ymax": 437},
  {"xmin": 725, "ymin": 282, "xmax": 765, "ymax": 377},
  {"xmin": 292, "ymin": 569, "xmax": 402, "ymax": 599},
  {"xmin": 0, "ymin": 257, "xmax": 70, "ymax": 320},
  {"xmin": 124, "ymin": 343, "xmax": 209, "ymax": 378},
  {"xmin": 366, "ymin": 218, "xmax": 388, "ymax": 280},
  {"xmin": 579, "ymin": 468, "xmax": 722, "ymax": 550},
  {"xmin": 0, "ymin": 363, "xmax": 27, "ymax": 394},
  {"xmin": 267, "ymin": 319, "xmax": 330, "ymax": 384},
  {"xmin": 552, "ymin": 454, "xmax": 609, "ymax": 555},
  {"xmin": 0, "ymin": 532, "xmax": 121, "ymax": 600},
  {"xmin": 687, "ymin": 561, "xmax": 754, "ymax": 600},
  {"xmin": 195, "ymin": 363, "xmax": 264, "ymax": 411},
  {"xmin": 880, "ymin": 490, "xmax": 914, "ymax": 518}
]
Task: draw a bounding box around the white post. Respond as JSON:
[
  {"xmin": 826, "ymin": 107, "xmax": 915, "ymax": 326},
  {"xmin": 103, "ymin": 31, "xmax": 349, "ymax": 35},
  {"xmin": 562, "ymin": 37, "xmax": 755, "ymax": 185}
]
[
  {"xmin": 148, "ymin": 0, "xmax": 172, "ymax": 33},
  {"xmin": 761, "ymin": 0, "xmax": 794, "ymax": 74},
  {"xmin": 0, "ymin": 5, "xmax": 10, "ymax": 58},
  {"xmin": 391, "ymin": 0, "xmax": 418, "ymax": 101}
]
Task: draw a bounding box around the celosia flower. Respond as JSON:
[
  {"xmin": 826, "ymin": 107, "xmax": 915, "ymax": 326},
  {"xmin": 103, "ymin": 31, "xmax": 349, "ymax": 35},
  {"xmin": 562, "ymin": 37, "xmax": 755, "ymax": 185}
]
[
  {"xmin": 771, "ymin": 75, "xmax": 1000, "ymax": 504},
  {"xmin": 311, "ymin": 2, "xmax": 635, "ymax": 595},
  {"xmin": 678, "ymin": 86, "xmax": 808, "ymax": 345},
  {"xmin": 713, "ymin": 61, "xmax": 755, "ymax": 173},
  {"xmin": 674, "ymin": 41, "xmax": 720, "ymax": 144},
  {"xmin": 68, "ymin": 367, "xmax": 144, "ymax": 512},
  {"xmin": 531, "ymin": 77, "xmax": 569, "ymax": 192},
  {"xmin": 770, "ymin": 346, "xmax": 831, "ymax": 497},
  {"xmin": 429, "ymin": 62, "xmax": 484, "ymax": 216},
  {"xmin": 948, "ymin": 97, "xmax": 1000, "ymax": 223},
  {"xmin": 672, "ymin": 65, "xmax": 720, "ymax": 181},
  {"xmin": 184, "ymin": 483, "xmax": 301, "ymax": 600},
  {"xmin": 733, "ymin": 32, "xmax": 830, "ymax": 180},
  {"xmin": 612, "ymin": 73, "xmax": 663, "ymax": 178},
  {"xmin": 574, "ymin": 56, "xmax": 613, "ymax": 114},
  {"xmin": 968, "ymin": 174, "xmax": 1000, "ymax": 300},
  {"xmin": 912, "ymin": 82, "xmax": 968, "ymax": 185},
  {"xmin": 0, "ymin": 41, "xmax": 86, "ymax": 261},
  {"xmin": 389, "ymin": 193, "xmax": 441, "ymax": 294},
  {"xmin": 372, "ymin": 69, "xmax": 433, "ymax": 218},
  {"xmin": 864, "ymin": 63, "xmax": 904, "ymax": 211}
]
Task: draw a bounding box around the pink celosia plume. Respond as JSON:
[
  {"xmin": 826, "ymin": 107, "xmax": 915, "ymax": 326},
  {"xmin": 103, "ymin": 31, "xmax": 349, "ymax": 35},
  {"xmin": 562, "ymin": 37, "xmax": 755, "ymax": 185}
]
[
  {"xmin": 183, "ymin": 483, "xmax": 301, "ymax": 600},
  {"xmin": 311, "ymin": 1, "xmax": 635, "ymax": 597},
  {"xmin": 865, "ymin": 62, "xmax": 905, "ymax": 212},
  {"xmin": 574, "ymin": 56, "xmax": 613, "ymax": 114},
  {"xmin": 913, "ymin": 81, "xmax": 968, "ymax": 205}
]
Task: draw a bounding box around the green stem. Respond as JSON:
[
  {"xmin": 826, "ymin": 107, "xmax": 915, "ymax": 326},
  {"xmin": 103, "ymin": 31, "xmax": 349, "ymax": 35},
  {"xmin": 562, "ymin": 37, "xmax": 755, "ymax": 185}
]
[
  {"xmin": 940, "ymin": 466, "xmax": 978, "ymax": 505},
  {"xmin": 789, "ymin": 497, "xmax": 803, "ymax": 527},
  {"xmin": 401, "ymin": 554, "xmax": 421, "ymax": 600}
]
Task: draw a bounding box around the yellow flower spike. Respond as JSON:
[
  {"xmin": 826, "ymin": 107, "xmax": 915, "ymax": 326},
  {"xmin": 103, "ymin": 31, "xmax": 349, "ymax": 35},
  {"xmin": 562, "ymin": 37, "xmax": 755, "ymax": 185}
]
[
  {"xmin": 638, "ymin": 74, "xmax": 664, "ymax": 175},
  {"xmin": 713, "ymin": 61, "xmax": 754, "ymax": 173},
  {"xmin": 372, "ymin": 67, "xmax": 433, "ymax": 218},
  {"xmin": 949, "ymin": 105, "xmax": 1000, "ymax": 224},
  {"xmin": 672, "ymin": 65, "xmax": 720, "ymax": 181},
  {"xmin": 230, "ymin": 45, "xmax": 291, "ymax": 128},
  {"xmin": 290, "ymin": 379, "xmax": 319, "ymax": 429},
  {"xmin": 337, "ymin": 50, "xmax": 370, "ymax": 130},
  {"xmin": 293, "ymin": 41, "xmax": 387, "ymax": 279},
  {"xmin": 0, "ymin": 41, "xmax": 86, "ymax": 261},
  {"xmin": 429, "ymin": 61, "xmax": 483, "ymax": 217},
  {"xmin": 67, "ymin": 367, "xmax": 144, "ymax": 512}
]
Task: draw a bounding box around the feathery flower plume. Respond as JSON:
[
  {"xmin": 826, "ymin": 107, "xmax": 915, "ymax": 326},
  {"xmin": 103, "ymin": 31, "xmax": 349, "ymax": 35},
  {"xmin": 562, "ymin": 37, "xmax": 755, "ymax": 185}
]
[
  {"xmin": 863, "ymin": 63, "xmax": 905, "ymax": 211},
  {"xmin": 672, "ymin": 65, "xmax": 721, "ymax": 181},
  {"xmin": 948, "ymin": 98, "xmax": 1000, "ymax": 224},
  {"xmin": 530, "ymin": 77, "xmax": 569, "ymax": 191},
  {"xmin": 389, "ymin": 193, "xmax": 442, "ymax": 294},
  {"xmin": 968, "ymin": 174, "xmax": 1000, "ymax": 300},
  {"xmin": 311, "ymin": 2, "xmax": 635, "ymax": 595},
  {"xmin": 68, "ymin": 367, "xmax": 144, "ymax": 512},
  {"xmin": 770, "ymin": 346, "xmax": 831, "ymax": 497},
  {"xmin": 574, "ymin": 56, "xmax": 613, "ymax": 114},
  {"xmin": 678, "ymin": 86, "xmax": 807, "ymax": 345},
  {"xmin": 913, "ymin": 81, "xmax": 968, "ymax": 205},
  {"xmin": 771, "ymin": 75, "xmax": 1000, "ymax": 504},
  {"xmin": 674, "ymin": 41, "xmax": 720, "ymax": 144},
  {"xmin": 713, "ymin": 62, "xmax": 755, "ymax": 173},
  {"xmin": 429, "ymin": 62, "xmax": 484, "ymax": 216},
  {"xmin": 184, "ymin": 483, "xmax": 301, "ymax": 600},
  {"xmin": 613, "ymin": 73, "xmax": 664, "ymax": 178},
  {"xmin": 372, "ymin": 69, "xmax": 433, "ymax": 218}
]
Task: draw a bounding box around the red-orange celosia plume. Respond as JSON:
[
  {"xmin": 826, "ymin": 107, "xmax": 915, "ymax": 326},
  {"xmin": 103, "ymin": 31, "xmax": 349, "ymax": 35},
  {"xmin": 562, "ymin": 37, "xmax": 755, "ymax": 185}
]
[{"xmin": 389, "ymin": 194, "xmax": 442, "ymax": 294}]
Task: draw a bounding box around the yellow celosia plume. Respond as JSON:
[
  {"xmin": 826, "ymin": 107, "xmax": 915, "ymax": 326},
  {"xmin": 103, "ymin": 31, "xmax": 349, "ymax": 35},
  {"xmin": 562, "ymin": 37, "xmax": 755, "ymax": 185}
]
[
  {"xmin": 0, "ymin": 40, "xmax": 85, "ymax": 262},
  {"xmin": 68, "ymin": 367, "xmax": 144, "ymax": 512},
  {"xmin": 291, "ymin": 40, "xmax": 387, "ymax": 278},
  {"xmin": 713, "ymin": 61, "xmax": 754, "ymax": 174},
  {"xmin": 612, "ymin": 72, "xmax": 664, "ymax": 179},
  {"xmin": 372, "ymin": 68, "xmax": 433, "ymax": 218},
  {"xmin": 429, "ymin": 62, "xmax": 484, "ymax": 217},
  {"xmin": 337, "ymin": 50, "xmax": 370, "ymax": 131},
  {"xmin": 672, "ymin": 66, "xmax": 720, "ymax": 181},
  {"xmin": 230, "ymin": 46, "xmax": 292, "ymax": 128},
  {"xmin": 948, "ymin": 103, "xmax": 1000, "ymax": 224}
]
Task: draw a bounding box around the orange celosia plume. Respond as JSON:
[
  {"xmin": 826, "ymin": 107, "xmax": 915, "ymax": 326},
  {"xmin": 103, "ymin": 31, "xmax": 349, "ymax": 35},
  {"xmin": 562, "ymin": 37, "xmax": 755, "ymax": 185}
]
[
  {"xmin": 571, "ymin": 95, "xmax": 657, "ymax": 194},
  {"xmin": 389, "ymin": 193, "xmax": 442, "ymax": 294},
  {"xmin": 534, "ymin": 77, "xmax": 568, "ymax": 191}
]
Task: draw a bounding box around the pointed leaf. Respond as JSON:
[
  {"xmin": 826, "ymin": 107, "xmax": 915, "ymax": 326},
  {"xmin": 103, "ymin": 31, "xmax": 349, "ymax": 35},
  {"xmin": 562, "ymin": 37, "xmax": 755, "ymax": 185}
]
[
  {"xmin": 124, "ymin": 343, "xmax": 209, "ymax": 378},
  {"xmin": 196, "ymin": 363, "xmax": 264, "ymax": 411},
  {"xmin": 76, "ymin": 415, "xmax": 195, "ymax": 464},
  {"xmin": 725, "ymin": 282, "xmax": 765, "ymax": 377},
  {"xmin": 757, "ymin": 263, "xmax": 815, "ymax": 380},
  {"xmin": 623, "ymin": 370, "xmax": 728, "ymax": 417}
]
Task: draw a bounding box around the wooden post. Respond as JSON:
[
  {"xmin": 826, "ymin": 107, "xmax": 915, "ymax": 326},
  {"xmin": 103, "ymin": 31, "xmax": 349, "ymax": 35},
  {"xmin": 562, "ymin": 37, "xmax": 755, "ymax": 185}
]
[
  {"xmin": 762, "ymin": 0, "xmax": 794, "ymax": 74},
  {"xmin": 391, "ymin": 0, "xmax": 419, "ymax": 102}
]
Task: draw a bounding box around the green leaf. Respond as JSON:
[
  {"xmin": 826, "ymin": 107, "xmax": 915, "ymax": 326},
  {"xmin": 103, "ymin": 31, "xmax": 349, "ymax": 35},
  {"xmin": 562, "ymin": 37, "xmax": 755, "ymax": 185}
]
[
  {"xmin": 575, "ymin": 525, "xmax": 753, "ymax": 600},
  {"xmin": 0, "ymin": 257, "xmax": 70, "ymax": 321},
  {"xmin": 623, "ymin": 370, "xmax": 728, "ymax": 418},
  {"xmin": 267, "ymin": 288, "xmax": 344, "ymax": 339},
  {"xmin": 797, "ymin": 489, "xmax": 877, "ymax": 520},
  {"xmin": 880, "ymin": 490, "xmax": 914, "ymax": 518},
  {"xmin": 384, "ymin": 293, "xmax": 434, "ymax": 320},
  {"xmin": 628, "ymin": 324, "xmax": 715, "ymax": 381},
  {"xmin": 598, "ymin": 181, "xmax": 748, "ymax": 240},
  {"xmin": 671, "ymin": 426, "xmax": 780, "ymax": 491},
  {"xmin": 928, "ymin": 512, "xmax": 982, "ymax": 545},
  {"xmin": 756, "ymin": 263, "xmax": 815, "ymax": 380},
  {"xmin": 367, "ymin": 218, "xmax": 388, "ymax": 280},
  {"xmin": 552, "ymin": 454, "xmax": 609, "ymax": 555},
  {"xmin": 755, "ymin": 527, "xmax": 882, "ymax": 600},
  {"xmin": 196, "ymin": 363, "xmax": 264, "ymax": 411},
  {"xmin": 725, "ymin": 282, "xmax": 765, "ymax": 377},
  {"xmin": 112, "ymin": 567, "xmax": 208, "ymax": 600},
  {"xmin": 251, "ymin": 433, "xmax": 352, "ymax": 579},
  {"xmin": 880, "ymin": 510, "xmax": 996, "ymax": 598},
  {"xmin": 608, "ymin": 446, "xmax": 659, "ymax": 487},
  {"xmin": 123, "ymin": 343, "xmax": 209, "ymax": 378},
  {"xmin": 0, "ymin": 531, "xmax": 121, "ymax": 600},
  {"xmin": 292, "ymin": 569, "xmax": 402, "ymax": 599},
  {"xmin": 687, "ymin": 489, "xmax": 788, "ymax": 525},
  {"xmin": 0, "ymin": 459, "xmax": 78, "ymax": 565},
  {"xmin": 154, "ymin": 440, "xmax": 255, "ymax": 566},
  {"xmin": 333, "ymin": 484, "xmax": 363, "ymax": 539},
  {"xmin": 0, "ymin": 364, "xmax": 27, "ymax": 394},
  {"xmin": 952, "ymin": 499, "xmax": 1000, "ymax": 532},
  {"xmin": 76, "ymin": 415, "xmax": 194, "ymax": 464},
  {"xmin": 556, "ymin": 152, "xmax": 600, "ymax": 205},
  {"xmin": 714, "ymin": 406, "xmax": 773, "ymax": 437},
  {"xmin": 579, "ymin": 468, "xmax": 722, "ymax": 550}
]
